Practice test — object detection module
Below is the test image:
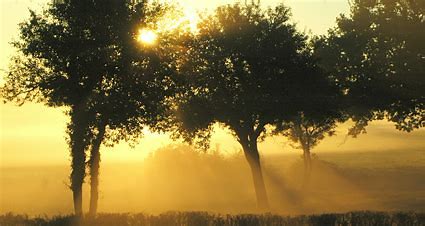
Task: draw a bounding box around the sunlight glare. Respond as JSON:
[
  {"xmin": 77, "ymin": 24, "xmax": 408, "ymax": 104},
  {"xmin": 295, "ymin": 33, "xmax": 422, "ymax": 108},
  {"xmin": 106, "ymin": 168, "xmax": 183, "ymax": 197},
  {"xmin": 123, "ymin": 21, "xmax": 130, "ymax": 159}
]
[
  {"xmin": 155, "ymin": 7, "xmax": 199, "ymax": 33},
  {"xmin": 183, "ymin": 8, "xmax": 200, "ymax": 33},
  {"xmin": 136, "ymin": 7, "xmax": 199, "ymax": 46},
  {"xmin": 138, "ymin": 29, "xmax": 158, "ymax": 45}
]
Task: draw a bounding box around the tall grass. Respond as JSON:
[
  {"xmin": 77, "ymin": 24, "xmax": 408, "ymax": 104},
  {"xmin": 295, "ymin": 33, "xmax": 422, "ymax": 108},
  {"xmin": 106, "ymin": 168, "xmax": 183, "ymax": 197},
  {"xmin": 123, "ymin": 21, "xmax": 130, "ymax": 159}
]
[{"xmin": 1, "ymin": 211, "xmax": 424, "ymax": 226}]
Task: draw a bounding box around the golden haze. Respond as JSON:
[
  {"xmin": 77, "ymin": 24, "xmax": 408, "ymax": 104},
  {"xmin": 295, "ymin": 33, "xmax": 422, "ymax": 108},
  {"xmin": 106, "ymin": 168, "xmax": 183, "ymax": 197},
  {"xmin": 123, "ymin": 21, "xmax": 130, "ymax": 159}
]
[{"xmin": 0, "ymin": 0, "xmax": 424, "ymax": 216}]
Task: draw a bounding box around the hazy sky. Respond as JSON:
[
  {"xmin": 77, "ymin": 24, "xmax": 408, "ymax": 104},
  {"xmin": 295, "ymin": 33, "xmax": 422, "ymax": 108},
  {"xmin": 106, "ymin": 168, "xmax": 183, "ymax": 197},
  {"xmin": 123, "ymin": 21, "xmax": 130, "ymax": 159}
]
[{"xmin": 0, "ymin": 0, "xmax": 424, "ymax": 167}]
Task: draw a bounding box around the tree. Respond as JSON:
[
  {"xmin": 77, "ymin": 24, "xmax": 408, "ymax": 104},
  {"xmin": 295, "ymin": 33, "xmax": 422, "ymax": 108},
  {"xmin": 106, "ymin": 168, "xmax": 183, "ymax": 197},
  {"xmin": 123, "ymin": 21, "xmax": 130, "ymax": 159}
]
[
  {"xmin": 275, "ymin": 56, "xmax": 344, "ymax": 188},
  {"xmin": 277, "ymin": 110, "xmax": 343, "ymax": 188},
  {"xmin": 315, "ymin": 0, "xmax": 424, "ymax": 135},
  {"xmin": 1, "ymin": 0, "xmax": 173, "ymax": 216},
  {"xmin": 173, "ymin": 3, "xmax": 339, "ymax": 209}
]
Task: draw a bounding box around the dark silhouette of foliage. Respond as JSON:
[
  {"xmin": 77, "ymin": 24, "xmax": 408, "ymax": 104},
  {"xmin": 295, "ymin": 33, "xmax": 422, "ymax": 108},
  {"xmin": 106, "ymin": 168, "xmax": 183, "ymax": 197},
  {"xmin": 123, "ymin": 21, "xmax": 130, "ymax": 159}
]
[
  {"xmin": 1, "ymin": 211, "xmax": 425, "ymax": 226},
  {"xmin": 315, "ymin": 0, "xmax": 425, "ymax": 135},
  {"xmin": 1, "ymin": 0, "xmax": 174, "ymax": 216},
  {"xmin": 172, "ymin": 3, "xmax": 340, "ymax": 209}
]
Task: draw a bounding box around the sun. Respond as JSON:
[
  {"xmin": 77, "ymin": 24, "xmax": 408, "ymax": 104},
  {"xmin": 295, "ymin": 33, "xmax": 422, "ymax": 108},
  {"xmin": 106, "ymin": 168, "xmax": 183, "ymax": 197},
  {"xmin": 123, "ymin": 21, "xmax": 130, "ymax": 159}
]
[{"xmin": 137, "ymin": 29, "xmax": 158, "ymax": 45}]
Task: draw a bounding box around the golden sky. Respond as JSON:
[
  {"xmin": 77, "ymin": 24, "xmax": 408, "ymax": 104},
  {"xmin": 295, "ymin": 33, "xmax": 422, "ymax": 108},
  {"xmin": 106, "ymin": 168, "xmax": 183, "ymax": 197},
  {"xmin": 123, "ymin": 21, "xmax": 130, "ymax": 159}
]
[{"xmin": 0, "ymin": 0, "xmax": 424, "ymax": 167}]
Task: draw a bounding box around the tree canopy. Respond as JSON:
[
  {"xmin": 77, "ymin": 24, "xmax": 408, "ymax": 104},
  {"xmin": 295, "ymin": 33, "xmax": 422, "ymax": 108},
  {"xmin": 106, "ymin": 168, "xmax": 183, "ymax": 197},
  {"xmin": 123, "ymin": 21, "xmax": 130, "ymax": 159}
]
[{"xmin": 315, "ymin": 0, "xmax": 424, "ymax": 135}]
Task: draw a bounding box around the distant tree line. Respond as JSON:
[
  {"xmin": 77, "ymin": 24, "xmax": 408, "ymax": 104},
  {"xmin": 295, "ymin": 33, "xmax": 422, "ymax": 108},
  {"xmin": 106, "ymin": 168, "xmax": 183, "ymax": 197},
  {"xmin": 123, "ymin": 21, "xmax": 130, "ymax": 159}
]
[{"xmin": 1, "ymin": 0, "xmax": 423, "ymax": 216}]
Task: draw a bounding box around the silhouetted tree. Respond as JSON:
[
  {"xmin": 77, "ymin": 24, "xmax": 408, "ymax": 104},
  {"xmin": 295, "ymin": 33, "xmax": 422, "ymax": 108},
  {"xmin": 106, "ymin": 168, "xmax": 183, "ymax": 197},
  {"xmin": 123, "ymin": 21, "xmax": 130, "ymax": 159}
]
[
  {"xmin": 315, "ymin": 0, "xmax": 424, "ymax": 135},
  {"xmin": 277, "ymin": 111, "xmax": 343, "ymax": 188},
  {"xmin": 1, "ymin": 0, "xmax": 173, "ymax": 216},
  {"xmin": 173, "ymin": 4, "xmax": 338, "ymax": 209},
  {"xmin": 275, "ymin": 69, "xmax": 344, "ymax": 187}
]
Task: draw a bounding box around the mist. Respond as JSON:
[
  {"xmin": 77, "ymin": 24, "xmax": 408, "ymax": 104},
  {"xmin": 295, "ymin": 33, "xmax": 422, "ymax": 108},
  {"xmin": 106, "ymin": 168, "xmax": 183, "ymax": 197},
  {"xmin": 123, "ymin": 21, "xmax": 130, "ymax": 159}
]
[{"xmin": 1, "ymin": 145, "xmax": 424, "ymax": 216}]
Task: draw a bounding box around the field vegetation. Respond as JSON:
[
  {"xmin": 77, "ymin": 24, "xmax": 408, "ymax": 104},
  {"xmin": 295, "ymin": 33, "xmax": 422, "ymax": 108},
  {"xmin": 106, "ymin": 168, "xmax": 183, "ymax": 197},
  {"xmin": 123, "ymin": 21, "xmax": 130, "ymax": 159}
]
[{"xmin": 1, "ymin": 211, "xmax": 425, "ymax": 226}]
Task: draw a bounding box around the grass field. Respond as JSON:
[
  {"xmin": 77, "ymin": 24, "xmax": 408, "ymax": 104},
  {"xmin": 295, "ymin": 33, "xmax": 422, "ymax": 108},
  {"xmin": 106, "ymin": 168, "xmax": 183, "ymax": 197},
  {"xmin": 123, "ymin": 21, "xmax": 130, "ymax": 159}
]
[{"xmin": 1, "ymin": 211, "xmax": 425, "ymax": 226}]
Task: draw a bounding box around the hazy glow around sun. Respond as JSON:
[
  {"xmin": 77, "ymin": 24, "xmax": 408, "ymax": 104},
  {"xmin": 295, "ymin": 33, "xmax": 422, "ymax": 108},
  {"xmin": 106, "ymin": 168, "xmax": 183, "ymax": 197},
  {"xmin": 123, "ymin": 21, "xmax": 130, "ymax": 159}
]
[
  {"xmin": 8, "ymin": 0, "xmax": 425, "ymax": 168},
  {"xmin": 137, "ymin": 7, "xmax": 199, "ymax": 45},
  {"xmin": 138, "ymin": 29, "xmax": 158, "ymax": 45}
]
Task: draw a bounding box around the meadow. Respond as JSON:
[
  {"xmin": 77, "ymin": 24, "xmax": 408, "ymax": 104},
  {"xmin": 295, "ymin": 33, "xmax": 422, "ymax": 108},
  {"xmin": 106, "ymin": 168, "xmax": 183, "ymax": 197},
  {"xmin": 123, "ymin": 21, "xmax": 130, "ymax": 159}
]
[{"xmin": 1, "ymin": 211, "xmax": 425, "ymax": 226}]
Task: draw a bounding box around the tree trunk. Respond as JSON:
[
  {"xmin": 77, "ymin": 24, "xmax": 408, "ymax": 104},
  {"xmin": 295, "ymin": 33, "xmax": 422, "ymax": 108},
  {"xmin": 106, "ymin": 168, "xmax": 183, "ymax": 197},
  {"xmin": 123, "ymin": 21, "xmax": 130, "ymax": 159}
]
[
  {"xmin": 302, "ymin": 148, "xmax": 312, "ymax": 189},
  {"xmin": 71, "ymin": 144, "xmax": 85, "ymax": 216},
  {"xmin": 72, "ymin": 185, "xmax": 83, "ymax": 216},
  {"xmin": 88, "ymin": 124, "xmax": 106, "ymax": 217},
  {"xmin": 69, "ymin": 107, "xmax": 90, "ymax": 216},
  {"xmin": 241, "ymin": 140, "xmax": 269, "ymax": 210}
]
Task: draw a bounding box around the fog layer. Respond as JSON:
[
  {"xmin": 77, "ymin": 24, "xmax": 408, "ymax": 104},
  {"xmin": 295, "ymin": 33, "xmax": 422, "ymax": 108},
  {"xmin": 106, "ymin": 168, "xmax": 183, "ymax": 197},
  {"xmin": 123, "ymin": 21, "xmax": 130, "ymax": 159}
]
[{"xmin": 1, "ymin": 145, "xmax": 424, "ymax": 216}]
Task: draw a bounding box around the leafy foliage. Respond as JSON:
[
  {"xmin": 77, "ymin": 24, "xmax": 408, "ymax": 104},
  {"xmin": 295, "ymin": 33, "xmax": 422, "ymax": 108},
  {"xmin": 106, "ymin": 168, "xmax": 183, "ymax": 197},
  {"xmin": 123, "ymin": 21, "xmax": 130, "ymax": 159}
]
[
  {"xmin": 277, "ymin": 112, "xmax": 342, "ymax": 152},
  {"xmin": 174, "ymin": 3, "xmax": 337, "ymax": 148},
  {"xmin": 1, "ymin": 0, "xmax": 176, "ymax": 147},
  {"xmin": 315, "ymin": 0, "xmax": 425, "ymax": 134}
]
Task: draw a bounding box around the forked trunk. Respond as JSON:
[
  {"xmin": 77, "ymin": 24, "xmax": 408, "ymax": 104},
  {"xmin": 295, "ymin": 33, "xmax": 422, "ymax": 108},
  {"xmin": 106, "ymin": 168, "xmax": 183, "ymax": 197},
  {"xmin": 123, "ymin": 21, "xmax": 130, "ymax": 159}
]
[
  {"xmin": 241, "ymin": 141, "xmax": 269, "ymax": 210},
  {"xmin": 88, "ymin": 124, "xmax": 106, "ymax": 217}
]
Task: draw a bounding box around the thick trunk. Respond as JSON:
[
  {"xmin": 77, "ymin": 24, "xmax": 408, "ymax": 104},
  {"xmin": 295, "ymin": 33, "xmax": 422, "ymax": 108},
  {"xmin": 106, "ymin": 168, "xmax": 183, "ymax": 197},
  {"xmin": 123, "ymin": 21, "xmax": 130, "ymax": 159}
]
[
  {"xmin": 241, "ymin": 141, "xmax": 269, "ymax": 210},
  {"xmin": 71, "ymin": 154, "xmax": 84, "ymax": 216},
  {"xmin": 69, "ymin": 107, "xmax": 89, "ymax": 216},
  {"xmin": 72, "ymin": 185, "xmax": 83, "ymax": 216},
  {"xmin": 88, "ymin": 124, "xmax": 106, "ymax": 217}
]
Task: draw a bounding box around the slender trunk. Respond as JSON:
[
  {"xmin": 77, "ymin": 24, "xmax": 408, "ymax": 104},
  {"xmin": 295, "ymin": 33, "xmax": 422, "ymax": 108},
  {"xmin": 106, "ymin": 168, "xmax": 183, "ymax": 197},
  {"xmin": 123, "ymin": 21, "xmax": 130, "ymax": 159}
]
[
  {"xmin": 69, "ymin": 107, "xmax": 89, "ymax": 216},
  {"xmin": 88, "ymin": 124, "xmax": 106, "ymax": 217},
  {"xmin": 302, "ymin": 148, "xmax": 312, "ymax": 189},
  {"xmin": 241, "ymin": 141, "xmax": 269, "ymax": 210}
]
